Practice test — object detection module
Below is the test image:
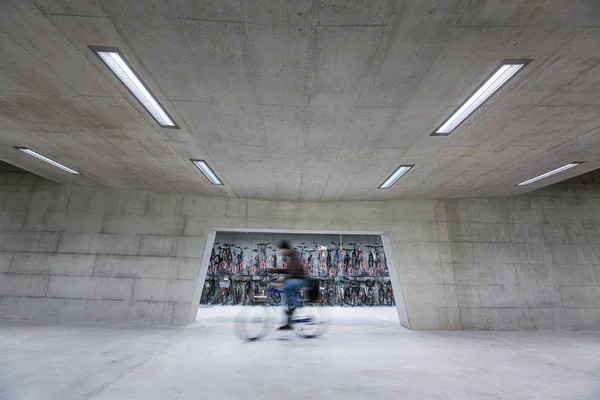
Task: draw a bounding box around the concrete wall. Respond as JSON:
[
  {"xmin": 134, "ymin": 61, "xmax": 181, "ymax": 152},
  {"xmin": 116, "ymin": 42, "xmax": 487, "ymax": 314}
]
[
  {"xmin": 1, "ymin": 172, "xmax": 599, "ymax": 330},
  {"xmin": 0, "ymin": 175, "xmax": 203, "ymax": 325},
  {"xmin": 1, "ymin": 175, "xmax": 450, "ymax": 328},
  {"xmin": 446, "ymin": 183, "xmax": 600, "ymax": 330}
]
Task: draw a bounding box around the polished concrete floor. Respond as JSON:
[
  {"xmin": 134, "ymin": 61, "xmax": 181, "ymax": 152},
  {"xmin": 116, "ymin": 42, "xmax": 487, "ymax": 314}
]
[{"xmin": 1, "ymin": 307, "xmax": 600, "ymax": 399}]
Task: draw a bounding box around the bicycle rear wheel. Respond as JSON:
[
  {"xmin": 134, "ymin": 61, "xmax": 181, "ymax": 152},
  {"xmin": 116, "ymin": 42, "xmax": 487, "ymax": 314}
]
[
  {"xmin": 343, "ymin": 288, "xmax": 352, "ymax": 306},
  {"xmin": 235, "ymin": 305, "xmax": 275, "ymax": 341},
  {"xmin": 293, "ymin": 304, "xmax": 330, "ymax": 339},
  {"xmin": 386, "ymin": 292, "xmax": 394, "ymax": 306}
]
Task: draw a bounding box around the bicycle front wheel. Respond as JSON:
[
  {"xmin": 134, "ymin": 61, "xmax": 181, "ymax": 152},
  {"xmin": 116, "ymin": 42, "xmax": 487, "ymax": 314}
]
[
  {"xmin": 235, "ymin": 305, "xmax": 275, "ymax": 341},
  {"xmin": 272, "ymin": 291, "xmax": 281, "ymax": 305},
  {"xmin": 293, "ymin": 304, "xmax": 330, "ymax": 339}
]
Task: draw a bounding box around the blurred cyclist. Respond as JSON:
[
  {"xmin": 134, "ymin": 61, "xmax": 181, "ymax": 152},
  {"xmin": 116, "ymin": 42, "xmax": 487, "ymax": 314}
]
[{"xmin": 268, "ymin": 240, "xmax": 307, "ymax": 330}]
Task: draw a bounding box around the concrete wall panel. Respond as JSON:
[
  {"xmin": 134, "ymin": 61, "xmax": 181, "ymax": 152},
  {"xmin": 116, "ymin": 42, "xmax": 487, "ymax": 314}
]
[
  {"xmin": 454, "ymin": 263, "xmax": 518, "ymax": 285},
  {"xmin": 24, "ymin": 211, "xmax": 102, "ymax": 233},
  {"xmin": 84, "ymin": 300, "xmax": 171, "ymax": 324},
  {"xmin": 94, "ymin": 256, "xmax": 179, "ymax": 279},
  {"xmin": 456, "ymin": 285, "xmax": 480, "ymax": 307},
  {"xmin": 46, "ymin": 276, "xmax": 134, "ymax": 300},
  {"xmin": 0, "ymin": 273, "xmax": 49, "ymax": 297},
  {"xmin": 11, "ymin": 253, "xmax": 95, "ymax": 276},
  {"xmin": 1, "ymin": 182, "xmax": 600, "ymax": 330},
  {"xmin": 0, "ymin": 252, "xmax": 14, "ymax": 273},
  {"xmin": 448, "ymin": 193, "xmax": 600, "ymax": 330},
  {"xmin": 0, "ymin": 297, "xmax": 87, "ymax": 321},
  {"xmin": 0, "ymin": 232, "xmax": 60, "ymax": 252},
  {"xmin": 399, "ymin": 263, "xmax": 455, "ymax": 285},
  {"xmin": 177, "ymin": 258, "xmax": 202, "ymax": 280},
  {"xmin": 516, "ymin": 264, "xmax": 597, "ymax": 286},
  {"xmin": 403, "ymin": 285, "xmax": 458, "ymax": 309},
  {"xmin": 0, "ymin": 211, "xmax": 26, "ymax": 231},
  {"xmin": 101, "ymin": 215, "xmax": 185, "ymax": 235},
  {"xmin": 560, "ymin": 286, "xmax": 600, "ymax": 308}
]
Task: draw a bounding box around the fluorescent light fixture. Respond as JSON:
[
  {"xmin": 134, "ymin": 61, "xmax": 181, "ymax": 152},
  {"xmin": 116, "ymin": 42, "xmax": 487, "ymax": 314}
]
[
  {"xmin": 517, "ymin": 162, "xmax": 583, "ymax": 186},
  {"xmin": 14, "ymin": 147, "xmax": 80, "ymax": 174},
  {"xmin": 89, "ymin": 46, "xmax": 178, "ymax": 129},
  {"xmin": 432, "ymin": 59, "xmax": 531, "ymax": 136},
  {"xmin": 191, "ymin": 159, "xmax": 223, "ymax": 185},
  {"xmin": 378, "ymin": 165, "xmax": 414, "ymax": 189}
]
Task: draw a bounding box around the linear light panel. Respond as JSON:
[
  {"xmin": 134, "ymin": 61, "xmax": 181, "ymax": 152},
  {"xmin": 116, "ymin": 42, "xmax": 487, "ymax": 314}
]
[
  {"xmin": 517, "ymin": 162, "xmax": 583, "ymax": 186},
  {"xmin": 191, "ymin": 159, "xmax": 223, "ymax": 185},
  {"xmin": 14, "ymin": 147, "xmax": 80, "ymax": 174},
  {"xmin": 378, "ymin": 165, "xmax": 414, "ymax": 189},
  {"xmin": 433, "ymin": 60, "xmax": 531, "ymax": 136},
  {"xmin": 90, "ymin": 46, "xmax": 178, "ymax": 129}
]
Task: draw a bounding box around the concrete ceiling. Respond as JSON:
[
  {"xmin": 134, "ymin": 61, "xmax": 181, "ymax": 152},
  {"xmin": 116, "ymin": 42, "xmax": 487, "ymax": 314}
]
[{"xmin": 1, "ymin": 0, "xmax": 600, "ymax": 201}]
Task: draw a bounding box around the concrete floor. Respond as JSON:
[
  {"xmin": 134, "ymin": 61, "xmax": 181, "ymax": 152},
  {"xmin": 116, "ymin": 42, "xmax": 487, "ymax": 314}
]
[{"xmin": 1, "ymin": 307, "xmax": 600, "ymax": 400}]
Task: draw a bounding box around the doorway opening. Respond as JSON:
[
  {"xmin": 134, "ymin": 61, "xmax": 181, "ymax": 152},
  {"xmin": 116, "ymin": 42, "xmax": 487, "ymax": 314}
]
[{"xmin": 194, "ymin": 229, "xmax": 406, "ymax": 327}]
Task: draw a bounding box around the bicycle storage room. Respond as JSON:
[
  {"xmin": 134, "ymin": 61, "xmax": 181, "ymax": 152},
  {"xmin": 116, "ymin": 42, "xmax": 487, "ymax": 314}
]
[{"xmin": 196, "ymin": 231, "xmax": 401, "ymax": 332}]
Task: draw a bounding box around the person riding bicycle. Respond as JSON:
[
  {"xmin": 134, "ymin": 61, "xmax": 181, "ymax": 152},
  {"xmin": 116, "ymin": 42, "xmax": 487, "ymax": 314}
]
[{"xmin": 268, "ymin": 240, "xmax": 307, "ymax": 331}]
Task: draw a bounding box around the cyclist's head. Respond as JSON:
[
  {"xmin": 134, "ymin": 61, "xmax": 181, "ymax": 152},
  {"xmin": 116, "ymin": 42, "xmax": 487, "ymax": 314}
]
[{"xmin": 278, "ymin": 240, "xmax": 293, "ymax": 255}]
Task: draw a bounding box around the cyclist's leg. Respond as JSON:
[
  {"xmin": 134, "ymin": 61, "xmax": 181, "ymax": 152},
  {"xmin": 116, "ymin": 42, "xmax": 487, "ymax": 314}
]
[
  {"xmin": 282, "ymin": 279, "xmax": 305, "ymax": 307},
  {"xmin": 281, "ymin": 279, "xmax": 306, "ymax": 324}
]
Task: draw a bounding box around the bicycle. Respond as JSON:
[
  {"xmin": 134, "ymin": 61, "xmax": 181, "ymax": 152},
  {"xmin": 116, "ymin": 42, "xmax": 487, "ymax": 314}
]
[
  {"xmin": 235, "ymin": 276, "xmax": 330, "ymax": 341},
  {"xmin": 256, "ymin": 242, "xmax": 270, "ymax": 271},
  {"xmin": 219, "ymin": 275, "xmax": 232, "ymax": 305},
  {"xmin": 233, "ymin": 246, "xmax": 248, "ymax": 272},
  {"xmin": 210, "ymin": 242, "xmax": 221, "ymax": 270},
  {"xmin": 363, "ymin": 279, "xmax": 376, "ymax": 307},
  {"xmin": 200, "ymin": 273, "xmax": 217, "ymax": 305},
  {"xmin": 343, "ymin": 277, "xmax": 361, "ymax": 307},
  {"xmin": 366, "ymin": 244, "xmax": 384, "ymax": 269},
  {"xmin": 379, "ymin": 280, "xmax": 395, "ymax": 306},
  {"xmin": 335, "ymin": 278, "xmax": 344, "ymax": 306},
  {"xmin": 231, "ymin": 279, "xmax": 242, "ymax": 305}
]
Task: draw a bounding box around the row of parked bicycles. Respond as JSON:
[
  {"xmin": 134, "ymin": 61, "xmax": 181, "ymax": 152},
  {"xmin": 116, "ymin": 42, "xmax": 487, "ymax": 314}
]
[
  {"xmin": 200, "ymin": 274, "xmax": 395, "ymax": 307},
  {"xmin": 208, "ymin": 241, "xmax": 389, "ymax": 278}
]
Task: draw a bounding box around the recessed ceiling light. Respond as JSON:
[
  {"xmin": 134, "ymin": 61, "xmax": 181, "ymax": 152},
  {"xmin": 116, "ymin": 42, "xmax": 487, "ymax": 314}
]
[
  {"xmin": 89, "ymin": 46, "xmax": 178, "ymax": 129},
  {"xmin": 378, "ymin": 165, "xmax": 414, "ymax": 189},
  {"xmin": 432, "ymin": 59, "xmax": 531, "ymax": 136},
  {"xmin": 14, "ymin": 147, "xmax": 80, "ymax": 175},
  {"xmin": 517, "ymin": 162, "xmax": 583, "ymax": 186},
  {"xmin": 191, "ymin": 159, "xmax": 223, "ymax": 185}
]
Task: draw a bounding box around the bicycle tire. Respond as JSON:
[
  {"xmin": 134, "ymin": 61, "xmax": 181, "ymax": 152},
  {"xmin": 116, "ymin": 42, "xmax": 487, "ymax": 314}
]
[
  {"xmin": 293, "ymin": 304, "xmax": 330, "ymax": 339},
  {"xmin": 235, "ymin": 306, "xmax": 274, "ymax": 341},
  {"xmin": 378, "ymin": 288, "xmax": 385, "ymax": 305},
  {"xmin": 358, "ymin": 288, "xmax": 366, "ymax": 306},
  {"xmin": 272, "ymin": 291, "xmax": 281, "ymax": 305},
  {"xmin": 366, "ymin": 294, "xmax": 374, "ymax": 307},
  {"xmin": 343, "ymin": 288, "xmax": 352, "ymax": 306},
  {"xmin": 351, "ymin": 292, "xmax": 359, "ymax": 307},
  {"xmin": 221, "ymin": 290, "xmax": 228, "ymax": 306}
]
